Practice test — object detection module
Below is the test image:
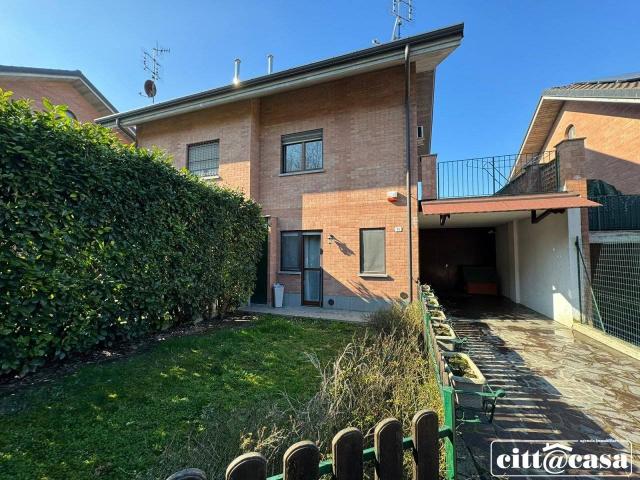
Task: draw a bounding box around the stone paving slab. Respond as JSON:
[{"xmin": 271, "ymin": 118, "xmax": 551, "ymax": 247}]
[
  {"xmin": 441, "ymin": 295, "xmax": 640, "ymax": 479},
  {"xmin": 240, "ymin": 304, "xmax": 369, "ymax": 323}
]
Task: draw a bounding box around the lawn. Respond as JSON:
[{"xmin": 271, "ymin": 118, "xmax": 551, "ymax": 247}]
[{"xmin": 0, "ymin": 315, "xmax": 362, "ymax": 480}]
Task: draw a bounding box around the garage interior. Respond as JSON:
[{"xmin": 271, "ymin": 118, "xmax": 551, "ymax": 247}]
[{"xmin": 418, "ymin": 202, "xmax": 588, "ymax": 326}]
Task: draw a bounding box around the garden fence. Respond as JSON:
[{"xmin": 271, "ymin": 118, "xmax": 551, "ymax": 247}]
[{"xmin": 576, "ymin": 237, "xmax": 640, "ymax": 347}]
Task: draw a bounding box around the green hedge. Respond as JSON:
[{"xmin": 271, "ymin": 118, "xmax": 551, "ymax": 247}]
[{"xmin": 0, "ymin": 91, "xmax": 267, "ymax": 375}]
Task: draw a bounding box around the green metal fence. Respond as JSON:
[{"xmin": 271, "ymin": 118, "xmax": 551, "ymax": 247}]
[
  {"xmin": 589, "ymin": 195, "xmax": 640, "ymax": 231},
  {"xmin": 419, "ymin": 289, "xmax": 457, "ymax": 480},
  {"xmin": 576, "ymin": 238, "xmax": 640, "ymax": 347}
]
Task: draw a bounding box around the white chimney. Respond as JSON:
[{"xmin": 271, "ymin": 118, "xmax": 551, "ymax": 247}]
[
  {"xmin": 267, "ymin": 54, "xmax": 274, "ymax": 74},
  {"xmin": 233, "ymin": 58, "xmax": 241, "ymax": 84}
]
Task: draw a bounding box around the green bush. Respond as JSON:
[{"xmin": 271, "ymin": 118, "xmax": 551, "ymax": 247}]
[{"xmin": 0, "ymin": 91, "xmax": 267, "ymax": 375}]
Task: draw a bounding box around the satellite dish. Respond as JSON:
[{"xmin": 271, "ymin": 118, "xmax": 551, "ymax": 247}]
[{"xmin": 143, "ymin": 79, "xmax": 157, "ymax": 98}]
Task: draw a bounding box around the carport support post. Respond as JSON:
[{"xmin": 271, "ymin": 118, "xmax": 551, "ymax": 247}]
[{"xmin": 575, "ymin": 236, "xmax": 583, "ymax": 324}]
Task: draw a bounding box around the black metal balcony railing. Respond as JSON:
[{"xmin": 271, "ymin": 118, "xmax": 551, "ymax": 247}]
[
  {"xmin": 436, "ymin": 152, "xmax": 557, "ymax": 199},
  {"xmin": 589, "ymin": 195, "xmax": 640, "ymax": 231}
]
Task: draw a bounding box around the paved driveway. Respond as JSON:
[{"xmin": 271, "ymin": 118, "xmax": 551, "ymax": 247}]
[{"xmin": 441, "ymin": 295, "xmax": 640, "ymax": 479}]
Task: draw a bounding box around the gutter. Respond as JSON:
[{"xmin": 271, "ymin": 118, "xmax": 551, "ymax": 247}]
[
  {"xmin": 96, "ymin": 24, "xmax": 464, "ymax": 128},
  {"xmin": 115, "ymin": 118, "xmax": 137, "ymax": 143}
]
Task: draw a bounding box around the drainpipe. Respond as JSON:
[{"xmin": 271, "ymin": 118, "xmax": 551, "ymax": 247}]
[
  {"xmin": 404, "ymin": 44, "xmax": 413, "ymax": 302},
  {"xmin": 115, "ymin": 117, "xmax": 137, "ymax": 144}
]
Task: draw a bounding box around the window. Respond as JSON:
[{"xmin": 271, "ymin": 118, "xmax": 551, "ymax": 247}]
[
  {"xmin": 360, "ymin": 228, "xmax": 385, "ymax": 275},
  {"xmin": 417, "ymin": 125, "xmax": 424, "ymax": 139},
  {"xmin": 188, "ymin": 140, "xmax": 219, "ymax": 177},
  {"xmin": 565, "ymin": 124, "xmax": 576, "ymax": 139},
  {"xmin": 282, "ymin": 129, "xmax": 323, "ymax": 173},
  {"xmin": 281, "ymin": 231, "xmax": 302, "ymax": 272}
]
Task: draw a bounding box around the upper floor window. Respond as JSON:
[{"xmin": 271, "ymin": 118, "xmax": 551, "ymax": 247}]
[
  {"xmin": 282, "ymin": 129, "xmax": 323, "ymax": 173},
  {"xmin": 565, "ymin": 124, "xmax": 576, "ymax": 140},
  {"xmin": 188, "ymin": 140, "xmax": 219, "ymax": 178}
]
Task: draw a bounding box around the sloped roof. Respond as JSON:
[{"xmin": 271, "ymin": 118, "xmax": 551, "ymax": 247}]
[
  {"xmin": 543, "ymin": 72, "xmax": 640, "ymax": 100},
  {"xmin": 519, "ymin": 72, "xmax": 640, "ymax": 156},
  {"xmin": 0, "ymin": 65, "xmax": 118, "ymax": 115},
  {"xmin": 96, "ymin": 23, "xmax": 464, "ymax": 128}
]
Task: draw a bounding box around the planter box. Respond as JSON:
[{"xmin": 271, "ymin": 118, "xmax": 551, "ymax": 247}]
[
  {"xmin": 433, "ymin": 323, "xmax": 457, "ymax": 352},
  {"xmin": 429, "ymin": 309, "xmax": 447, "ymax": 322},
  {"xmin": 443, "ymin": 352, "xmax": 486, "ymax": 409},
  {"xmin": 425, "ymin": 297, "xmax": 440, "ymax": 309}
]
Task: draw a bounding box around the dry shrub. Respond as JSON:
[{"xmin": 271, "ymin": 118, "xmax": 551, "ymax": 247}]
[{"xmin": 150, "ymin": 303, "xmax": 441, "ymax": 479}]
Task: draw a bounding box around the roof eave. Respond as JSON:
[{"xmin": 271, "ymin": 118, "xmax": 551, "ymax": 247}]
[
  {"xmin": 0, "ymin": 66, "xmax": 118, "ymax": 115},
  {"xmin": 96, "ymin": 23, "xmax": 463, "ymax": 128}
]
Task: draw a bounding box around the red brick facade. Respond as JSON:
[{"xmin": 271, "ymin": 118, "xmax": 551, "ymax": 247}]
[
  {"xmin": 542, "ymin": 101, "xmax": 640, "ymax": 195},
  {"xmin": 2, "ymin": 77, "xmax": 105, "ymax": 123},
  {"xmin": 137, "ymin": 65, "xmax": 429, "ymax": 309},
  {"xmin": 1, "ymin": 75, "xmax": 131, "ymax": 143}
]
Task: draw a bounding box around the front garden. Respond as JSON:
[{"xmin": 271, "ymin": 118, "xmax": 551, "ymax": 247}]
[
  {"xmin": 1, "ymin": 307, "xmax": 442, "ymax": 480},
  {"xmin": 0, "ymin": 316, "xmax": 360, "ymax": 479}
]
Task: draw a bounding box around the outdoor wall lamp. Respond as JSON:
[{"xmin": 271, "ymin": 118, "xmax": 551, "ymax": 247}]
[{"xmin": 328, "ymin": 234, "xmax": 335, "ymax": 245}]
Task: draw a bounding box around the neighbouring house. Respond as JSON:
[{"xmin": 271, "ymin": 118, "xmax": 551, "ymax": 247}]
[
  {"xmin": 417, "ymin": 73, "xmax": 638, "ymax": 352},
  {"xmin": 513, "ymin": 73, "xmax": 640, "ymax": 347},
  {"xmin": 97, "ymin": 24, "xmax": 465, "ymax": 311},
  {"xmin": 0, "ymin": 65, "xmax": 135, "ymax": 142}
]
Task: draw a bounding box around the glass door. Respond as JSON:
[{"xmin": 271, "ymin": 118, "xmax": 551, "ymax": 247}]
[{"xmin": 302, "ymin": 233, "xmax": 322, "ymax": 306}]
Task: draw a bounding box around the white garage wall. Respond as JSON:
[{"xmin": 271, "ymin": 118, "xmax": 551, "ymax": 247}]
[
  {"xmin": 516, "ymin": 210, "xmax": 580, "ymax": 326},
  {"xmin": 495, "ymin": 210, "xmax": 581, "ymax": 325}
]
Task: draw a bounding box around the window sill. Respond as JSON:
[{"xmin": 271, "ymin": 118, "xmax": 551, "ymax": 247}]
[
  {"xmin": 278, "ymin": 271, "xmax": 301, "ymax": 275},
  {"xmin": 358, "ymin": 273, "xmax": 389, "ymax": 278},
  {"xmin": 200, "ymin": 175, "xmax": 220, "ymax": 180},
  {"xmin": 279, "ymin": 169, "xmax": 325, "ymax": 177}
]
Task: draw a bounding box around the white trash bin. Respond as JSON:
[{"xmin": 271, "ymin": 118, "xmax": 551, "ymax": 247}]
[{"xmin": 273, "ymin": 283, "xmax": 284, "ymax": 308}]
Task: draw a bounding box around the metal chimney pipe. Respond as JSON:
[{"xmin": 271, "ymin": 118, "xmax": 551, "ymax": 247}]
[
  {"xmin": 233, "ymin": 58, "xmax": 241, "ymax": 84},
  {"xmin": 267, "ymin": 54, "xmax": 274, "ymax": 74}
]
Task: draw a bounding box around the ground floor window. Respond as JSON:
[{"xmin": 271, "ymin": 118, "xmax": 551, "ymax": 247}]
[
  {"xmin": 360, "ymin": 228, "xmax": 386, "ymax": 274},
  {"xmin": 280, "ymin": 231, "xmax": 302, "ymax": 272}
]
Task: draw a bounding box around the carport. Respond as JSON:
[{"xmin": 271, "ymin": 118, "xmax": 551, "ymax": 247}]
[{"xmin": 419, "ymin": 192, "xmax": 599, "ymax": 325}]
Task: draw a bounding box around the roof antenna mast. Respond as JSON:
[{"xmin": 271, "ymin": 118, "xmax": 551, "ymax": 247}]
[
  {"xmin": 391, "ymin": 0, "xmax": 414, "ymax": 41},
  {"xmin": 140, "ymin": 41, "xmax": 170, "ymax": 104}
]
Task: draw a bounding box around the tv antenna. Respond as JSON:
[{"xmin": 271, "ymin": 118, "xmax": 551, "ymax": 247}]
[
  {"xmin": 391, "ymin": 0, "xmax": 414, "ymax": 41},
  {"xmin": 139, "ymin": 41, "xmax": 170, "ymax": 103}
]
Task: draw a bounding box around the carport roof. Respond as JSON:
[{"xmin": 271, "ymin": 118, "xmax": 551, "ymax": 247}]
[{"xmin": 421, "ymin": 192, "xmax": 599, "ymax": 216}]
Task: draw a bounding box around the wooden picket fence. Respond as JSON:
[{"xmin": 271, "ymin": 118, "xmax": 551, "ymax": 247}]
[{"xmin": 167, "ymin": 409, "xmax": 453, "ymax": 480}]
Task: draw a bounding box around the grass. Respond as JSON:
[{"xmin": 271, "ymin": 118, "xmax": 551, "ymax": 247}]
[{"xmin": 0, "ymin": 315, "xmax": 361, "ymax": 480}]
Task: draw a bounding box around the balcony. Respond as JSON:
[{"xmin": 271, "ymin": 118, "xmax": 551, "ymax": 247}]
[{"xmin": 424, "ymin": 152, "xmax": 558, "ymax": 199}]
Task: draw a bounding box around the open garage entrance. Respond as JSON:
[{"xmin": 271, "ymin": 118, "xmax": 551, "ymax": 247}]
[
  {"xmin": 419, "ymin": 226, "xmax": 497, "ymax": 295},
  {"xmin": 419, "ymin": 193, "xmax": 599, "ymax": 325}
]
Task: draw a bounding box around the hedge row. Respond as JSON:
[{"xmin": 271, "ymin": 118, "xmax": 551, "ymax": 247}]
[{"xmin": 0, "ymin": 91, "xmax": 267, "ymax": 375}]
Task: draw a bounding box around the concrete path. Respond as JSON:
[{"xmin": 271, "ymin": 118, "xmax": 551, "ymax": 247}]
[
  {"xmin": 240, "ymin": 304, "xmax": 369, "ymax": 324},
  {"xmin": 441, "ymin": 295, "xmax": 640, "ymax": 479}
]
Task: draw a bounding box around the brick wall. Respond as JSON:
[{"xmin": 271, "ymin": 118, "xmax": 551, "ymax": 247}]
[
  {"xmin": 136, "ymin": 64, "xmax": 425, "ymax": 309},
  {"xmin": 542, "ymin": 101, "xmax": 640, "ymax": 194},
  {"xmin": 137, "ymin": 100, "xmax": 256, "ymax": 196},
  {"xmin": 1, "ymin": 76, "xmax": 131, "ymax": 143}
]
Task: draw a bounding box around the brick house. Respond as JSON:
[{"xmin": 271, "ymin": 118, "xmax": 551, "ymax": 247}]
[
  {"xmin": 0, "ymin": 65, "xmax": 135, "ymax": 142},
  {"xmin": 97, "ymin": 24, "xmax": 464, "ymax": 311},
  {"xmin": 513, "ymin": 74, "xmax": 640, "ymax": 348},
  {"xmin": 417, "ymin": 74, "xmax": 637, "ymax": 351}
]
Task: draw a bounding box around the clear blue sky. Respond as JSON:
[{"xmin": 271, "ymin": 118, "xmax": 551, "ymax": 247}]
[{"xmin": 2, "ymin": 1, "xmax": 638, "ymax": 160}]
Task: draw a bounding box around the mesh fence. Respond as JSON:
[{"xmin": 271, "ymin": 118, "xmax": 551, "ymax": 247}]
[{"xmin": 577, "ymin": 240, "xmax": 640, "ymax": 347}]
